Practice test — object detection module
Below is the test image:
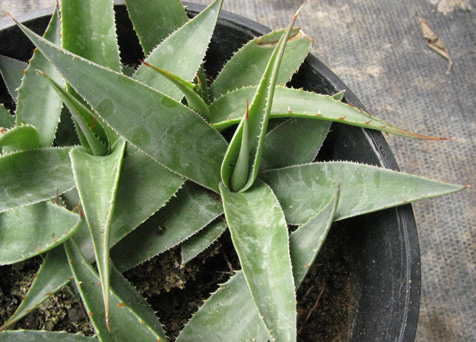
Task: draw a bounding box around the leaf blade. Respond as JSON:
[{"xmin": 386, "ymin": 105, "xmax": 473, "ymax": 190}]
[{"xmin": 220, "ymin": 180, "xmax": 296, "ymax": 342}]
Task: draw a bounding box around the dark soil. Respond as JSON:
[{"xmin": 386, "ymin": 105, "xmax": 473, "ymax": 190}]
[{"xmin": 0, "ymin": 222, "xmax": 356, "ymax": 341}]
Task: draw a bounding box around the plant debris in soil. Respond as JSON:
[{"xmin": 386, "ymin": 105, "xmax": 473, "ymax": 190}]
[{"xmin": 0, "ymin": 224, "xmax": 356, "ymax": 342}]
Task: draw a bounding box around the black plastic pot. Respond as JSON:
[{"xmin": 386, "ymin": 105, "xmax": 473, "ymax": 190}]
[{"xmin": 0, "ymin": 3, "xmax": 420, "ymax": 341}]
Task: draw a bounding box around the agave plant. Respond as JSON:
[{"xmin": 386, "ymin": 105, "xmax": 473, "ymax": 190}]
[{"xmin": 0, "ymin": 0, "xmax": 466, "ymax": 341}]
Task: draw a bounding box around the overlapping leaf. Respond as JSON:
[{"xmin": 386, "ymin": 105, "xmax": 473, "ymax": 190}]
[
  {"xmin": 64, "ymin": 240, "xmax": 166, "ymax": 341},
  {"xmin": 111, "ymin": 182, "xmax": 223, "ymax": 272},
  {"xmin": 210, "ymin": 27, "xmax": 312, "ymax": 100},
  {"xmin": 15, "ymin": 21, "xmax": 227, "ymax": 192},
  {"xmin": 178, "ymin": 186, "xmax": 340, "ymax": 342},
  {"xmin": 15, "ymin": 7, "xmax": 63, "ymax": 147},
  {"xmin": 124, "ymin": 0, "xmax": 188, "ymax": 56},
  {"xmin": 260, "ymin": 162, "xmax": 465, "ymax": 225},
  {"xmin": 0, "ymin": 55, "xmax": 26, "ymax": 101},
  {"xmin": 0, "ymin": 202, "xmax": 81, "ymax": 265},
  {"xmin": 70, "ymin": 138, "xmax": 126, "ymax": 325},
  {"xmin": 221, "ymin": 8, "xmax": 302, "ymax": 192},
  {"xmin": 220, "ymin": 180, "xmax": 296, "ymax": 342},
  {"xmin": 0, "ymin": 147, "xmax": 74, "ymax": 213},
  {"xmin": 133, "ymin": 0, "xmax": 224, "ymax": 100}
]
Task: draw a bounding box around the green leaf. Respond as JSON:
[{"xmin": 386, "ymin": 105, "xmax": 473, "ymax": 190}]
[
  {"xmin": 177, "ymin": 185, "xmax": 339, "ymax": 342},
  {"xmin": 261, "ymin": 118, "xmax": 330, "ymax": 170},
  {"xmin": 133, "ymin": 0, "xmax": 224, "ymax": 101},
  {"xmin": 0, "ymin": 246, "xmax": 72, "ymax": 331},
  {"xmin": 210, "ymin": 27, "xmax": 312, "ymax": 100},
  {"xmin": 0, "ymin": 330, "xmax": 97, "ymax": 341},
  {"xmin": 0, "ymin": 147, "xmax": 74, "ymax": 213},
  {"xmin": 0, "ymin": 104, "xmax": 14, "ymax": 128},
  {"xmin": 0, "ymin": 201, "xmax": 81, "ymax": 265},
  {"xmin": 181, "ymin": 219, "xmax": 227, "ymax": 264},
  {"xmin": 16, "ymin": 22, "xmax": 227, "ymax": 192},
  {"xmin": 261, "ymin": 162, "xmax": 466, "ymax": 225},
  {"xmin": 109, "ymin": 150, "xmax": 186, "ymax": 247},
  {"xmin": 61, "ymin": 0, "xmax": 121, "ymax": 73},
  {"xmin": 38, "ymin": 70, "xmax": 107, "ymax": 156},
  {"xmin": 176, "ymin": 270, "xmax": 272, "ymax": 342},
  {"xmin": 111, "ymin": 182, "xmax": 223, "ymax": 272},
  {"xmin": 124, "ymin": 0, "xmax": 188, "ymax": 56},
  {"xmin": 140, "ymin": 62, "xmax": 211, "ymax": 120},
  {"xmin": 221, "ymin": 9, "xmax": 302, "ymax": 192},
  {"xmin": 210, "ymin": 86, "xmax": 446, "ymax": 139},
  {"xmin": 15, "ymin": 7, "xmax": 63, "ymax": 147},
  {"xmin": 291, "ymin": 185, "xmax": 339, "ymax": 287},
  {"xmin": 220, "ymin": 181, "xmax": 296, "ymax": 342},
  {"xmin": 0, "ymin": 124, "xmax": 40, "ymax": 153},
  {"xmin": 0, "ymin": 55, "xmax": 26, "ymax": 102},
  {"xmin": 64, "ymin": 240, "xmax": 166, "ymax": 341},
  {"xmin": 70, "ymin": 138, "xmax": 126, "ymax": 325}
]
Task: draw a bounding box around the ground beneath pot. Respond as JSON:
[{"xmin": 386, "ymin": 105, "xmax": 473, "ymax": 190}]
[{"xmin": 0, "ymin": 224, "xmax": 356, "ymax": 341}]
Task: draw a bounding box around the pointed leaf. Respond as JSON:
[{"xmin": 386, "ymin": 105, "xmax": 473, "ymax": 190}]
[
  {"xmin": 111, "ymin": 182, "xmax": 223, "ymax": 272},
  {"xmin": 140, "ymin": 61, "xmax": 211, "ymax": 120},
  {"xmin": 64, "ymin": 240, "xmax": 166, "ymax": 341},
  {"xmin": 0, "ymin": 104, "xmax": 14, "ymax": 128},
  {"xmin": 178, "ymin": 186, "xmax": 339, "ymax": 342},
  {"xmin": 211, "ymin": 86, "xmax": 447, "ymax": 139},
  {"xmin": 15, "ymin": 7, "xmax": 63, "ymax": 147},
  {"xmin": 261, "ymin": 162, "xmax": 466, "ymax": 225},
  {"xmin": 221, "ymin": 9, "xmax": 302, "ymax": 192},
  {"xmin": 0, "ymin": 147, "xmax": 74, "ymax": 213},
  {"xmin": 0, "ymin": 330, "xmax": 97, "ymax": 341},
  {"xmin": 0, "ymin": 124, "xmax": 40, "ymax": 153},
  {"xmin": 0, "ymin": 246, "xmax": 72, "ymax": 331},
  {"xmin": 70, "ymin": 138, "xmax": 126, "ymax": 324},
  {"xmin": 220, "ymin": 180, "xmax": 296, "ymax": 342},
  {"xmin": 61, "ymin": 0, "xmax": 121, "ymax": 73},
  {"xmin": 16, "ymin": 22, "xmax": 227, "ymax": 192},
  {"xmin": 0, "ymin": 201, "xmax": 81, "ymax": 265},
  {"xmin": 0, "ymin": 55, "xmax": 26, "ymax": 102},
  {"xmin": 124, "ymin": 0, "xmax": 188, "ymax": 56},
  {"xmin": 181, "ymin": 219, "xmax": 227, "ymax": 264},
  {"xmin": 38, "ymin": 70, "xmax": 107, "ymax": 156},
  {"xmin": 210, "ymin": 27, "xmax": 312, "ymax": 100},
  {"xmin": 133, "ymin": 0, "xmax": 224, "ymax": 100}
]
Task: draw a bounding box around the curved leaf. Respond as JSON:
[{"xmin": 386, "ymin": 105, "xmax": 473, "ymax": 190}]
[
  {"xmin": 0, "ymin": 124, "xmax": 40, "ymax": 153},
  {"xmin": 0, "ymin": 147, "xmax": 74, "ymax": 213},
  {"xmin": 260, "ymin": 162, "xmax": 466, "ymax": 225},
  {"xmin": 16, "ymin": 22, "xmax": 227, "ymax": 192},
  {"xmin": 210, "ymin": 85, "xmax": 447, "ymax": 139},
  {"xmin": 64, "ymin": 240, "xmax": 166, "ymax": 341},
  {"xmin": 220, "ymin": 180, "xmax": 296, "ymax": 342},
  {"xmin": 15, "ymin": 6, "xmax": 63, "ymax": 147},
  {"xmin": 70, "ymin": 138, "xmax": 126, "ymax": 325},
  {"xmin": 0, "ymin": 201, "xmax": 81, "ymax": 265}
]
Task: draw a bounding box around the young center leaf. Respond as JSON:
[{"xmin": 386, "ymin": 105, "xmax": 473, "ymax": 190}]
[{"xmin": 221, "ymin": 7, "xmax": 304, "ymax": 192}]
